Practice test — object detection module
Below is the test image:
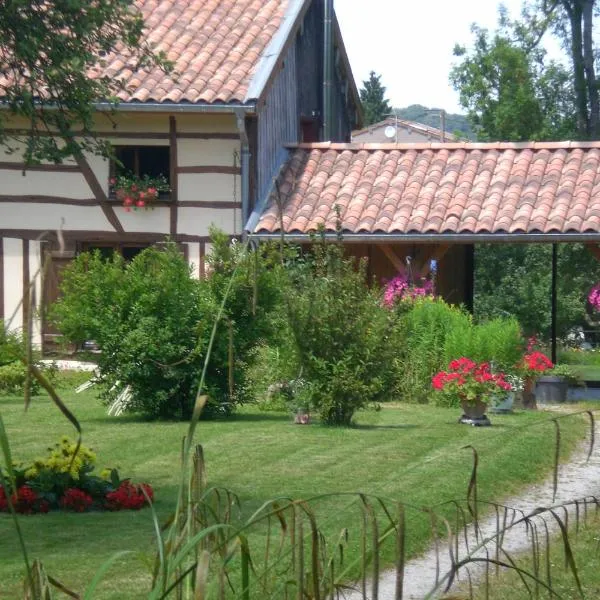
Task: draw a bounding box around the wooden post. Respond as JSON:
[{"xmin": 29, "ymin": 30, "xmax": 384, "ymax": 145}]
[{"xmin": 551, "ymin": 243, "xmax": 558, "ymax": 364}]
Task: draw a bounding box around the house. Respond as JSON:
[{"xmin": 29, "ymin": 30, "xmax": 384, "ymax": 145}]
[
  {"xmin": 0, "ymin": 0, "xmax": 361, "ymax": 349},
  {"xmin": 352, "ymin": 116, "xmax": 458, "ymax": 143},
  {"xmin": 248, "ymin": 140, "xmax": 600, "ymax": 311}
]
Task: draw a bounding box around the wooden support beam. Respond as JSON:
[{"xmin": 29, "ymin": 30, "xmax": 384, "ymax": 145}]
[
  {"xmin": 380, "ymin": 244, "xmax": 406, "ymax": 275},
  {"xmin": 74, "ymin": 153, "xmax": 124, "ymax": 233},
  {"xmin": 169, "ymin": 116, "xmax": 179, "ymax": 236},
  {"xmin": 420, "ymin": 244, "xmax": 450, "ymax": 277}
]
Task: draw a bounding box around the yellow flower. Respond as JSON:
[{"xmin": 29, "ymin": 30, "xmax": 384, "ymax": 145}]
[{"xmin": 100, "ymin": 468, "xmax": 112, "ymax": 480}]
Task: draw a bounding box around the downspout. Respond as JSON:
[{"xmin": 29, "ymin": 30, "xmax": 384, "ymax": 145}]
[
  {"xmin": 323, "ymin": 0, "xmax": 334, "ymax": 141},
  {"xmin": 235, "ymin": 109, "xmax": 251, "ymax": 238}
]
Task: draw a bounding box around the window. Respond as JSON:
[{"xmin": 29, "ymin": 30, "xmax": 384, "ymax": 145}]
[
  {"xmin": 111, "ymin": 145, "xmax": 170, "ymax": 181},
  {"xmin": 109, "ymin": 145, "xmax": 171, "ymax": 203}
]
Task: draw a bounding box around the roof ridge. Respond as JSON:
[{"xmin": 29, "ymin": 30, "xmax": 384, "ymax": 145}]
[{"xmin": 286, "ymin": 141, "xmax": 600, "ymax": 151}]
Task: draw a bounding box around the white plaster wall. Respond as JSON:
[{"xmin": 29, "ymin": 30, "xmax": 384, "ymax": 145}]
[
  {"xmin": 178, "ymin": 139, "xmax": 240, "ymax": 167},
  {"xmin": 177, "ymin": 207, "xmax": 242, "ymax": 237},
  {"xmin": 0, "ymin": 171, "xmax": 91, "ymax": 199},
  {"xmin": 178, "ymin": 174, "xmax": 241, "ymax": 203},
  {"xmin": 0, "ymin": 204, "xmax": 113, "ymax": 231},
  {"xmin": 187, "ymin": 242, "xmax": 200, "ymax": 278},
  {"xmin": 3, "ymin": 238, "xmax": 23, "ymax": 333},
  {"xmin": 114, "ymin": 206, "xmax": 170, "ymax": 233}
]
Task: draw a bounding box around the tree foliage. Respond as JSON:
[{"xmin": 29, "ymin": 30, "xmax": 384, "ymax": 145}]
[
  {"xmin": 0, "ymin": 0, "xmax": 169, "ymax": 163},
  {"xmin": 451, "ymin": 10, "xmax": 577, "ymax": 141},
  {"xmin": 475, "ymin": 243, "xmax": 600, "ymax": 337},
  {"xmin": 359, "ymin": 71, "xmax": 392, "ymax": 126}
]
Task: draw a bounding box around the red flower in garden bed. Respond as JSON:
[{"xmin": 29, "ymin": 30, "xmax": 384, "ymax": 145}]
[
  {"xmin": 522, "ymin": 350, "xmax": 553, "ymax": 373},
  {"xmin": 61, "ymin": 488, "xmax": 93, "ymax": 512},
  {"xmin": 105, "ymin": 481, "xmax": 153, "ymax": 511}
]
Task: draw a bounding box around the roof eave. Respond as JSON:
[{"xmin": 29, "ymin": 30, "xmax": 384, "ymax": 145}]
[
  {"xmin": 249, "ymin": 231, "xmax": 600, "ymax": 244},
  {"xmin": 94, "ymin": 101, "xmax": 257, "ymax": 114}
]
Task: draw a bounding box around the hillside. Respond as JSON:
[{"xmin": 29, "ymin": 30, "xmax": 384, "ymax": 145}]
[{"xmin": 394, "ymin": 104, "xmax": 475, "ymax": 140}]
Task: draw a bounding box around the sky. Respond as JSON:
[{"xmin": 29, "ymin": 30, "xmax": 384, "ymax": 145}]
[{"xmin": 335, "ymin": 0, "xmax": 567, "ymax": 115}]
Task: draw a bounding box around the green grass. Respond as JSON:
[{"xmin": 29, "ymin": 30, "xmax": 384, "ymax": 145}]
[
  {"xmin": 0, "ymin": 391, "xmax": 591, "ymax": 599},
  {"xmin": 471, "ymin": 516, "xmax": 600, "ymax": 599},
  {"xmin": 571, "ymin": 364, "xmax": 600, "ymax": 380}
]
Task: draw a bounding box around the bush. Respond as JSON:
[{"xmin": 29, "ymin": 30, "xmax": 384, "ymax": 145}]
[
  {"xmin": 0, "ymin": 362, "xmax": 42, "ymax": 396},
  {"xmin": 52, "ymin": 234, "xmax": 285, "ymax": 419},
  {"xmin": 52, "ymin": 244, "xmax": 211, "ymax": 419},
  {"xmin": 286, "ymin": 239, "xmax": 396, "ymax": 425},
  {"xmin": 443, "ymin": 316, "xmax": 524, "ymax": 373},
  {"xmin": 393, "ymin": 298, "xmax": 471, "ymax": 403},
  {"xmin": 203, "ymin": 230, "xmax": 286, "ymax": 410},
  {"xmin": 245, "ymin": 343, "xmax": 302, "ymax": 411}
]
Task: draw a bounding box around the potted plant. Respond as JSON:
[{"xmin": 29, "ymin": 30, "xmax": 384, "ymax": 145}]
[
  {"xmin": 110, "ymin": 173, "xmax": 170, "ymax": 211},
  {"xmin": 489, "ymin": 373, "xmax": 522, "ymax": 413},
  {"xmin": 535, "ymin": 364, "xmax": 581, "ymax": 404},
  {"xmin": 517, "ymin": 340, "xmax": 553, "ymax": 409},
  {"xmin": 432, "ymin": 358, "xmax": 512, "ymax": 426}
]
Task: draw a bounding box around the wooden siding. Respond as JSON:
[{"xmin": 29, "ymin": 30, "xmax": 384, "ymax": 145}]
[
  {"xmin": 344, "ymin": 243, "xmax": 471, "ymax": 307},
  {"xmin": 257, "ymin": 42, "xmax": 299, "ymax": 204}
]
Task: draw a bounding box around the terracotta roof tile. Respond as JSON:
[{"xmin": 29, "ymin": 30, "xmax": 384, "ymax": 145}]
[
  {"xmin": 253, "ymin": 142, "xmax": 600, "ymax": 236},
  {"xmin": 87, "ymin": 0, "xmax": 289, "ymax": 104}
]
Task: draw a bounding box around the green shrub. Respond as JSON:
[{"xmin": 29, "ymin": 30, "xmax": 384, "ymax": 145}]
[
  {"xmin": 245, "ymin": 343, "xmax": 302, "ymax": 411},
  {"xmin": 443, "ymin": 316, "xmax": 524, "ymax": 373},
  {"xmin": 51, "ymin": 234, "xmax": 285, "ymax": 419},
  {"xmin": 52, "ymin": 244, "xmax": 211, "ymax": 419},
  {"xmin": 393, "ymin": 298, "xmax": 471, "ymax": 403},
  {"xmin": 286, "ymin": 239, "xmax": 396, "ymax": 425},
  {"xmin": 203, "ymin": 230, "xmax": 286, "ymax": 409},
  {"xmin": 0, "ymin": 362, "xmax": 41, "ymax": 396}
]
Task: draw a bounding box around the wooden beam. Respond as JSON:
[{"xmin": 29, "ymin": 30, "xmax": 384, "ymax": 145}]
[
  {"xmin": 74, "ymin": 153, "xmax": 124, "ymax": 233},
  {"xmin": 177, "ymin": 201, "xmax": 241, "ymax": 209},
  {"xmin": 22, "ymin": 239, "xmax": 29, "ymax": 331},
  {"xmin": 420, "ymin": 244, "xmax": 451, "ymax": 277},
  {"xmin": 0, "ymin": 238, "xmax": 4, "ymax": 322},
  {"xmin": 551, "ymin": 243, "xmax": 558, "ymax": 364},
  {"xmin": 0, "ymin": 229, "xmax": 231, "ymax": 243},
  {"xmin": 380, "ymin": 244, "xmax": 406, "ymax": 275},
  {"xmin": 0, "ymin": 161, "xmax": 80, "ymax": 172},
  {"xmin": 199, "ymin": 242, "xmax": 206, "ymax": 278},
  {"xmin": 169, "ymin": 116, "xmax": 178, "ymax": 236},
  {"xmin": 176, "ymin": 165, "xmax": 241, "ymax": 175},
  {"xmin": 0, "ymin": 195, "xmax": 97, "ymax": 206},
  {"xmin": 4, "ymin": 128, "xmax": 240, "ymax": 140}
]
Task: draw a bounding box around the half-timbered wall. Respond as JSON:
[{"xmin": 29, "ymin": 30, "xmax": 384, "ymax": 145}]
[{"xmin": 0, "ymin": 112, "xmax": 241, "ymax": 344}]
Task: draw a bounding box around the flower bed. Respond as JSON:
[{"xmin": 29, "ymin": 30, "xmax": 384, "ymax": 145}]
[{"xmin": 0, "ymin": 436, "xmax": 153, "ymax": 515}]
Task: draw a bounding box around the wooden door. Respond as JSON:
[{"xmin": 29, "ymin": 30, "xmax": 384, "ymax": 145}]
[{"xmin": 42, "ymin": 251, "xmax": 75, "ymax": 350}]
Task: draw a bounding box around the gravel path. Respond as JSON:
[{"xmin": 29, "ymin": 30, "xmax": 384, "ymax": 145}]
[{"xmin": 344, "ymin": 407, "xmax": 600, "ymax": 599}]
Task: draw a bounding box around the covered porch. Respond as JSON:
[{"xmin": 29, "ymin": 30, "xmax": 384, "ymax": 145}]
[{"xmin": 248, "ymin": 140, "xmax": 600, "ymax": 361}]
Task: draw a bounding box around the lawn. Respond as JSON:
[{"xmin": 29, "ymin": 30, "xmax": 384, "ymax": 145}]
[{"xmin": 0, "ymin": 388, "xmax": 591, "ymax": 599}]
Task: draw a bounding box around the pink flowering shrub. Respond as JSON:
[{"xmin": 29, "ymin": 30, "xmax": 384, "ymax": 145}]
[
  {"xmin": 383, "ymin": 274, "xmax": 434, "ymax": 307},
  {"xmin": 589, "ymin": 283, "xmax": 600, "ymax": 312},
  {"xmin": 432, "ymin": 358, "xmax": 512, "ymax": 408}
]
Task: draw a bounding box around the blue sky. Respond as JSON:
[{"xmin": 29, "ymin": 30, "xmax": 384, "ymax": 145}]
[{"xmin": 335, "ymin": 0, "xmax": 566, "ymax": 114}]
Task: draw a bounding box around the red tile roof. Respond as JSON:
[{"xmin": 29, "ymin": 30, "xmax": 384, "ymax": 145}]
[
  {"xmin": 90, "ymin": 0, "xmax": 290, "ymax": 104},
  {"xmin": 252, "ymin": 142, "xmax": 600, "ymax": 237}
]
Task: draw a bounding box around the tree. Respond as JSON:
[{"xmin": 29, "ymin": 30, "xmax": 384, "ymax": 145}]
[
  {"xmin": 0, "ymin": 0, "xmax": 169, "ymax": 164},
  {"xmin": 451, "ymin": 15, "xmax": 577, "ymax": 141},
  {"xmin": 451, "ymin": 1, "xmax": 599, "ymax": 141},
  {"xmin": 359, "ymin": 71, "xmax": 392, "ymax": 126}
]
